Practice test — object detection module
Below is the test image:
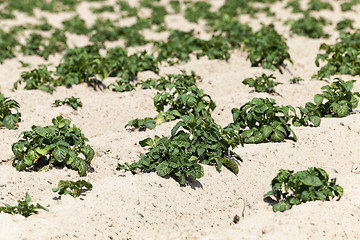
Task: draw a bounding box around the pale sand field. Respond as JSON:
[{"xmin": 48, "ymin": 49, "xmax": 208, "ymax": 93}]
[{"xmin": 0, "ymin": 0, "xmax": 360, "ymax": 239}]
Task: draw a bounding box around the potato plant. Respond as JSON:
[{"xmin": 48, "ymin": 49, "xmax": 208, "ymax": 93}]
[
  {"xmin": 242, "ymin": 73, "xmax": 282, "ymax": 93},
  {"xmin": 228, "ymin": 98, "xmax": 297, "ymax": 143},
  {"xmin": 53, "ymin": 96, "xmax": 83, "ymax": 110},
  {"xmin": 288, "ymin": 14, "xmax": 330, "ymax": 39},
  {"xmin": 264, "ymin": 167, "xmax": 343, "ymax": 212},
  {"xmin": 314, "ymin": 30, "xmax": 360, "ymax": 79},
  {"xmin": 0, "ymin": 93, "xmax": 21, "ymax": 129},
  {"xmin": 52, "ymin": 180, "xmax": 93, "ymax": 198},
  {"xmin": 244, "ymin": 24, "xmax": 293, "ymax": 72},
  {"xmin": 119, "ymin": 111, "xmax": 242, "ymax": 185},
  {"xmin": 292, "ymin": 79, "xmax": 360, "ymax": 126},
  {"xmin": 0, "ymin": 192, "xmax": 48, "ymax": 217},
  {"xmin": 12, "ymin": 116, "xmax": 95, "ymax": 176}
]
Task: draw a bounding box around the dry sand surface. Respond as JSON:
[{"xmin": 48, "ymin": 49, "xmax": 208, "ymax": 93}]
[{"xmin": 0, "ymin": 0, "xmax": 360, "ymax": 239}]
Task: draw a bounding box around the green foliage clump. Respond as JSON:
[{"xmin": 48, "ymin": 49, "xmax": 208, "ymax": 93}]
[
  {"xmin": 52, "ymin": 180, "xmax": 92, "ymax": 197},
  {"xmin": 0, "ymin": 192, "xmax": 48, "ymax": 217},
  {"xmin": 62, "ymin": 15, "xmax": 90, "ymax": 35},
  {"xmin": 118, "ymin": 111, "xmax": 242, "ymax": 185},
  {"xmin": 0, "ymin": 93, "xmax": 21, "ymax": 129},
  {"xmin": 336, "ymin": 19, "xmax": 354, "ymax": 31},
  {"xmin": 289, "ymin": 77, "xmax": 304, "ymax": 84},
  {"xmin": 153, "ymin": 85, "xmax": 216, "ymax": 125},
  {"xmin": 307, "ymin": 0, "xmax": 333, "ymax": 11},
  {"xmin": 106, "ymin": 47, "xmax": 159, "ymax": 92},
  {"xmin": 117, "ymin": 0, "xmax": 139, "ymax": 17},
  {"xmin": 244, "ymin": 24, "xmax": 293, "ymax": 72},
  {"xmin": 53, "ymin": 96, "xmax": 82, "ymax": 110},
  {"xmin": 15, "ymin": 65, "xmax": 56, "ymax": 93},
  {"xmin": 340, "ymin": 0, "xmax": 360, "ymax": 11},
  {"xmin": 11, "ymin": 116, "xmax": 95, "ymax": 176},
  {"xmin": 0, "ymin": 28, "xmax": 18, "ymax": 63},
  {"xmin": 169, "ymin": 0, "xmax": 181, "ymax": 13},
  {"xmin": 228, "ymin": 98, "xmax": 297, "ymax": 143},
  {"xmin": 313, "ymin": 30, "xmax": 360, "ymax": 79},
  {"xmin": 89, "ymin": 18, "xmax": 148, "ymax": 47},
  {"xmin": 155, "ymin": 30, "xmax": 230, "ymax": 65},
  {"xmin": 184, "ymin": 1, "xmax": 214, "ymax": 23},
  {"xmin": 20, "ymin": 29, "xmax": 68, "ymax": 59},
  {"xmin": 211, "ymin": 18, "xmax": 252, "ymax": 49},
  {"xmin": 242, "ymin": 73, "xmax": 282, "ymax": 93},
  {"xmin": 91, "ymin": 5, "xmax": 115, "ymax": 14},
  {"xmin": 126, "ymin": 118, "xmax": 156, "ymax": 131},
  {"xmin": 292, "ymin": 79, "xmax": 360, "ymax": 126},
  {"xmin": 285, "ymin": 0, "xmax": 303, "ymax": 13},
  {"xmin": 138, "ymin": 71, "xmax": 198, "ymax": 91},
  {"xmin": 56, "ymin": 45, "xmax": 107, "ymax": 88},
  {"xmin": 264, "ymin": 167, "xmax": 343, "ymax": 212},
  {"xmin": 288, "ymin": 14, "xmax": 330, "ymax": 39}
]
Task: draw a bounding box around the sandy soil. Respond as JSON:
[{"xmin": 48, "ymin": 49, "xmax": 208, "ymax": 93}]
[{"xmin": 0, "ymin": 0, "xmax": 360, "ymax": 239}]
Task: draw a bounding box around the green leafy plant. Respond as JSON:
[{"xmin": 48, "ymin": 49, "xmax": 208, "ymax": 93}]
[
  {"xmin": 0, "ymin": 28, "xmax": 18, "ymax": 63},
  {"xmin": 153, "ymin": 85, "xmax": 216, "ymax": 125},
  {"xmin": 336, "ymin": 18, "xmax": 354, "ymax": 31},
  {"xmin": 292, "ymin": 78, "xmax": 360, "ymax": 126},
  {"xmin": 285, "ymin": 0, "xmax": 303, "ymax": 13},
  {"xmin": 0, "ymin": 192, "xmax": 48, "ymax": 217},
  {"xmin": 52, "ymin": 180, "xmax": 92, "ymax": 197},
  {"xmin": 106, "ymin": 47, "xmax": 159, "ymax": 92},
  {"xmin": 184, "ymin": 1, "xmax": 214, "ymax": 23},
  {"xmin": 340, "ymin": 0, "xmax": 360, "ymax": 11},
  {"xmin": 126, "ymin": 117, "xmax": 156, "ymax": 131},
  {"xmin": 170, "ymin": 0, "xmax": 181, "ymax": 13},
  {"xmin": 242, "ymin": 73, "xmax": 282, "ymax": 93},
  {"xmin": 264, "ymin": 167, "xmax": 343, "ymax": 212},
  {"xmin": 228, "ymin": 98, "xmax": 297, "ymax": 143},
  {"xmin": 155, "ymin": 30, "xmax": 231, "ymax": 65},
  {"xmin": 244, "ymin": 24, "xmax": 293, "ymax": 72},
  {"xmin": 14, "ymin": 65, "xmax": 56, "ymax": 93},
  {"xmin": 0, "ymin": 93, "xmax": 21, "ymax": 129},
  {"xmin": 91, "ymin": 5, "xmax": 115, "ymax": 14},
  {"xmin": 62, "ymin": 15, "xmax": 90, "ymax": 35},
  {"xmin": 56, "ymin": 45, "xmax": 107, "ymax": 88},
  {"xmin": 313, "ymin": 30, "xmax": 360, "ymax": 79},
  {"xmin": 53, "ymin": 96, "xmax": 83, "ymax": 110},
  {"xmin": 11, "ymin": 116, "xmax": 95, "ymax": 176},
  {"xmin": 211, "ymin": 18, "xmax": 252, "ymax": 49},
  {"xmin": 307, "ymin": 0, "xmax": 333, "ymax": 11},
  {"xmin": 137, "ymin": 71, "xmax": 198, "ymax": 91},
  {"xmin": 289, "ymin": 77, "xmax": 304, "ymax": 84},
  {"xmin": 118, "ymin": 111, "xmax": 242, "ymax": 185},
  {"xmin": 89, "ymin": 18, "xmax": 148, "ymax": 46},
  {"xmin": 20, "ymin": 29, "xmax": 67, "ymax": 60},
  {"xmin": 288, "ymin": 14, "xmax": 330, "ymax": 39}
]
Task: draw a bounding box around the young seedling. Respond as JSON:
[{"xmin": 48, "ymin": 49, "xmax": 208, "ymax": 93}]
[
  {"xmin": 52, "ymin": 180, "xmax": 92, "ymax": 198},
  {"xmin": 289, "ymin": 77, "xmax": 304, "ymax": 84},
  {"xmin": 0, "ymin": 192, "xmax": 48, "ymax": 217},
  {"xmin": 53, "ymin": 96, "xmax": 82, "ymax": 110},
  {"xmin": 264, "ymin": 167, "xmax": 343, "ymax": 212},
  {"xmin": 242, "ymin": 73, "xmax": 282, "ymax": 93}
]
